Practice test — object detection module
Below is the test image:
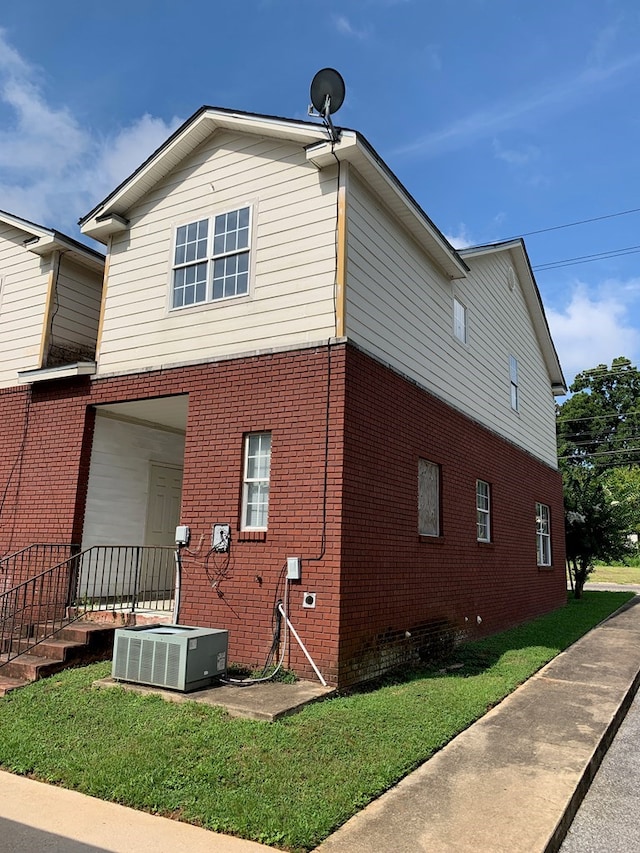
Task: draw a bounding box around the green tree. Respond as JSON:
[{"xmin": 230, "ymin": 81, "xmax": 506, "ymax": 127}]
[
  {"xmin": 601, "ymin": 466, "xmax": 640, "ymax": 540},
  {"xmin": 557, "ymin": 357, "xmax": 640, "ymax": 596},
  {"xmin": 564, "ymin": 468, "xmax": 633, "ymax": 598},
  {"xmin": 557, "ymin": 356, "xmax": 640, "ymax": 470}
]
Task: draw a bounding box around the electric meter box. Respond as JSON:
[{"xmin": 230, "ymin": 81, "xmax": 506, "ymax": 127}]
[{"xmin": 112, "ymin": 624, "xmax": 228, "ymax": 692}]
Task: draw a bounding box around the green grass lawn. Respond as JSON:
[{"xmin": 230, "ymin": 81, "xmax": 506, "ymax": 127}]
[
  {"xmin": 0, "ymin": 591, "xmax": 632, "ymax": 852},
  {"xmin": 588, "ymin": 564, "xmax": 640, "ymax": 584}
]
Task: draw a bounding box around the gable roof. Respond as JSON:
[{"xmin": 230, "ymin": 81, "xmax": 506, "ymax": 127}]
[
  {"xmin": 460, "ymin": 239, "xmax": 567, "ymax": 395},
  {"xmin": 0, "ymin": 209, "xmax": 105, "ymax": 273},
  {"xmin": 78, "ymin": 106, "xmax": 467, "ymax": 280}
]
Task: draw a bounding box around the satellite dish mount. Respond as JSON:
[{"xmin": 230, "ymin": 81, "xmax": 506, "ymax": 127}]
[{"xmin": 308, "ymin": 68, "xmax": 345, "ymax": 144}]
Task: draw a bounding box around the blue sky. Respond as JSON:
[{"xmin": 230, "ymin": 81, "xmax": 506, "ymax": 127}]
[{"xmin": 2, "ymin": 0, "xmax": 640, "ymax": 387}]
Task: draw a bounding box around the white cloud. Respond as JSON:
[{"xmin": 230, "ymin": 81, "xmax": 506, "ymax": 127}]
[
  {"xmin": 546, "ymin": 282, "xmax": 640, "ymax": 383},
  {"xmin": 492, "ymin": 139, "xmax": 540, "ymax": 167},
  {"xmin": 395, "ymin": 51, "xmax": 640, "ymax": 158},
  {"xmin": 334, "ymin": 15, "xmax": 372, "ymax": 40},
  {"xmin": 443, "ymin": 224, "xmax": 476, "ymax": 249},
  {"xmin": 0, "ymin": 29, "xmax": 181, "ymax": 238}
]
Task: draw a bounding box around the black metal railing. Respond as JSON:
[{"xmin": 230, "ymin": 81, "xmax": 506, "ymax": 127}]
[
  {"xmin": 0, "ymin": 544, "xmax": 79, "ymax": 592},
  {"xmin": 1, "ymin": 545, "xmax": 176, "ymax": 667}
]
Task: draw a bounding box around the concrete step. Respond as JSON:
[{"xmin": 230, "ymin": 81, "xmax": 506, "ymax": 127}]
[
  {"xmin": 0, "ymin": 617, "xmax": 173, "ymax": 696},
  {"xmin": 0, "ymin": 673, "xmax": 29, "ymax": 696},
  {"xmin": 0, "ymin": 652, "xmax": 67, "ymax": 681},
  {"xmin": 0, "ymin": 620, "xmax": 117, "ymax": 689}
]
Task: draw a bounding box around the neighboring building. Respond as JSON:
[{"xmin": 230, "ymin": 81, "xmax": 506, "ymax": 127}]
[{"xmin": 0, "ymin": 108, "xmax": 567, "ymax": 687}]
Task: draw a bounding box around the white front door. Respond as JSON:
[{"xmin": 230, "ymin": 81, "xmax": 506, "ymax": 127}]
[{"xmin": 142, "ymin": 463, "xmax": 183, "ymax": 596}]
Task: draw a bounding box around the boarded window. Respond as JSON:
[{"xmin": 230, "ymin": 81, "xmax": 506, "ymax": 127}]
[{"xmin": 418, "ymin": 459, "xmax": 440, "ymax": 536}]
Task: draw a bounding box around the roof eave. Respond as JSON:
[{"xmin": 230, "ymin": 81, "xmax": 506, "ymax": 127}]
[
  {"xmin": 0, "ymin": 210, "xmax": 105, "ymax": 272},
  {"xmin": 307, "ymin": 134, "xmax": 467, "ymax": 281},
  {"xmin": 79, "ymin": 107, "xmax": 332, "ymax": 242}
]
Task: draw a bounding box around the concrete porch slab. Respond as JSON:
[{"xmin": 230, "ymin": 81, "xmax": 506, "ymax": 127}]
[{"xmin": 93, "ymin": 676, "xmax": 335, "ymax": 721}]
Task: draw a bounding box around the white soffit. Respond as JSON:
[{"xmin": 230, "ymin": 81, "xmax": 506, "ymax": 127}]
[
  {"xmin": 95, "ymin": 395, "xmax": 189, "ymax": 433},
  {"xmin": 18, "ymin": 362, "xmax": 97, "ymax": 383}
]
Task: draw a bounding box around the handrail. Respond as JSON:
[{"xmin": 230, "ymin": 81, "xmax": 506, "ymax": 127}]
[{"xmin": 1, "ymin": 545, "xmax": 176, "ymax": 667}]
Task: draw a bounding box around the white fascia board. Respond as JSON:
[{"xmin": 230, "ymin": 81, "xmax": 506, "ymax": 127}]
[
  {"xmin": 0, "ymin": 210, "xmax": 52, "ymax": 242},
  {"xmin": 461, "ymin": 241, "xmax": 567, "ymax": 395},
  {"xmin": 25, "ymin": 234, "xmax": 105, "ymax": 273},
  {"xmin": 307, "ymin": 135, "xmax": 467, "ymax": 281},
  {"xmin": 80, "ymin": 109, "xmax": 329, "ymax": 241},
  {"xmin": 0, "ymin": 211, "xmax": 104, "ymax": 272},
  {"xmin": 18, "ymin": 362, "xmax": 97, "ymax": 383}
]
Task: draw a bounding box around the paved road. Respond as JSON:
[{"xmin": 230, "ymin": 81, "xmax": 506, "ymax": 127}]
[{"xmin": 560, "ymin": 686, "xmax": 640, "ymax": 852}]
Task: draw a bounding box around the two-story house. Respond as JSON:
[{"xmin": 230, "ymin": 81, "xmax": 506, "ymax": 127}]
[{"xmin": 0, "ymin": 107, "xmax": 566, "ymax": 687}]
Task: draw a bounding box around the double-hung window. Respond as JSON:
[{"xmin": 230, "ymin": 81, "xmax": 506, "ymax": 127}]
[
  {"xmin": 172, "ymin": 206, "xmax": 251, "ymax": 309},
  {"xmin": 242, "ymin": 432, "xmax": 271, "ymax": 530},
  {"xmin": 536, "ymin": 502, "xmax": 551, "ymax": 566},
  {"xmin": 509, "ymin": 355, "xmax": 519, "ymax": 411},
  {"xmin": 476, "ymin": 480, "xmax": 491, "ymax": 542},
  {"xmin": 453, "ymin": 298, "xmax": 467, "ymax": 344}
]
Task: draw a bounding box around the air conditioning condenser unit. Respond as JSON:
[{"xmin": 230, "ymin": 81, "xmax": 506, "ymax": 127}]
[{"xmin": 112, "ymin": 624, "xmax": 228, "ymax": 692}]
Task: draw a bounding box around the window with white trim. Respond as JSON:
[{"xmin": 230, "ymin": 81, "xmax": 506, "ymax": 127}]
[
  {"xmin": 453, "ymin": 297, "xmax": 467, "ymax": 344},
  {"xmin": 172, "ymin": 206, "xmax": 251, "ymax": 309},
  {"xmin": 476, "ymin": 480, "xmax": 491, "ymax": 542},
  {"xmin": 509, "ymin": 355, "xmax": 519, "ymax": 411},
  {"xmin": 241, "ymin": 432, "xmax": 271, "ymax": 530},
  {"xmin": 536, "ymin": 502, "xmax": 551, "ymax": 566},
  {"xmin": 418, "ymin": 458, "xmax": 440, "ymax": 536}
]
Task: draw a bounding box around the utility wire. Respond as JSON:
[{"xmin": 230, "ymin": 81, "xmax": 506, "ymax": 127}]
[
  {"xmin": 559, "ymin": 447, "xmax": 640, "ymax": 461},
  {"xmin": 534, "ymin": 245, "xmax": 640, "ymax": 272},
  {"xmin": 557, "ymin": 413, "xmax": 640, "ymax": 425},
  {"xmin": 498, "ymin": 205, "xmax": 640, "ymax": 242}
]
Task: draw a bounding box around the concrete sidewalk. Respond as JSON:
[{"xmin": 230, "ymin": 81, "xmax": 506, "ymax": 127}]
[
  {"xmin": 318, "ymin": 596, "xmax": 640, "ymax": 853},
  {"xmin": 0, "ymin": 770, "xmax": 275, "ymax": 853},
  {"xmin": 1, "ymin": 594, "xmax": 639, "ymax": 853}
]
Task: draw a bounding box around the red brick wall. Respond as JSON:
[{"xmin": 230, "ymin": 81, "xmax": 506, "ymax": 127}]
[
  {"xmin": 0, "ymin": 348, "xmax": 345, "ymax": 684},
  {"xmin": 338, "ymin": 346, "xmax": 566, "ymax": 685},
  {"xmin": 0, "ymin": 343, "xmax": 566, "ymax": 687}
]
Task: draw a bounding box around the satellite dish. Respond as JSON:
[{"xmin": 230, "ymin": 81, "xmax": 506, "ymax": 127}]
[{"xmin": 310, "ymin": 68, "xmax": 346, "ymax": 117}]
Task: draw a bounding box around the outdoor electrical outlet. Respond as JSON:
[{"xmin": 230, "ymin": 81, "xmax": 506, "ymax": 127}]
[{"xmin": 303, "ymin": 592, "xmax": 316, "ymax": 608}]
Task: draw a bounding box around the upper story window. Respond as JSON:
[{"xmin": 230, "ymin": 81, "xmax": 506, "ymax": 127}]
[
  {"xmin": 509, "ymin": 355, "xmax": 519, "ymax": 411},
  {"xmin": 172, "ymin": 206, "xmax": 251, "ymax": 309},
  {"xmin": 418, "ymin": 458, "xmax": 440, "ymax": 537},
  {"xmin": 453, "ymin": 297, "xmax": 467, "ymax": 344},
  {"xmin": 476, "ymin": 479, "xmax": 491, "ymax": 542},
  {"xmin": 241, "ymin": 431, "xmax": 271, "ymax": 531},
  {"xmin": 536, "ymin": 502, "xmax": 551, "ymax": 566}
]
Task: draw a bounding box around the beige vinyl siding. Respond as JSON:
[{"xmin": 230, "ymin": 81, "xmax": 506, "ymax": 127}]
[
  {"xmin": 0, "ymin": 222, "xmax": 49, "ymax": 387},
  {"xmin": 48, "ymin": 258, "xmax": 103, "ymax": 364},
  {"xmin": 345, "ymin": 173, "xmax": 558, "ymax": 467},
  {"xmin": 97, "ymin": 131, "xmax": 338, "ymax": 375}
]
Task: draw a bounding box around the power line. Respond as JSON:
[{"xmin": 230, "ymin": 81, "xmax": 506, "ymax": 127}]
[
  {"xmin": 498, "ymin": 205, "xmax": 640, "ymax": 242},
  {"xmin": 559, "ymin": 447, "xmax": 640, "ymax": 461},
  {"xmin": 557, "ymin": 412, "xmax": 640, "ymax": 425},
  {"xmin": 534, "ymin": 245, "xmax": 640, "ymax": 272},
  {"xmin": 559, "ymin": 364, "xmax": 640, "ymax": 389}
]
